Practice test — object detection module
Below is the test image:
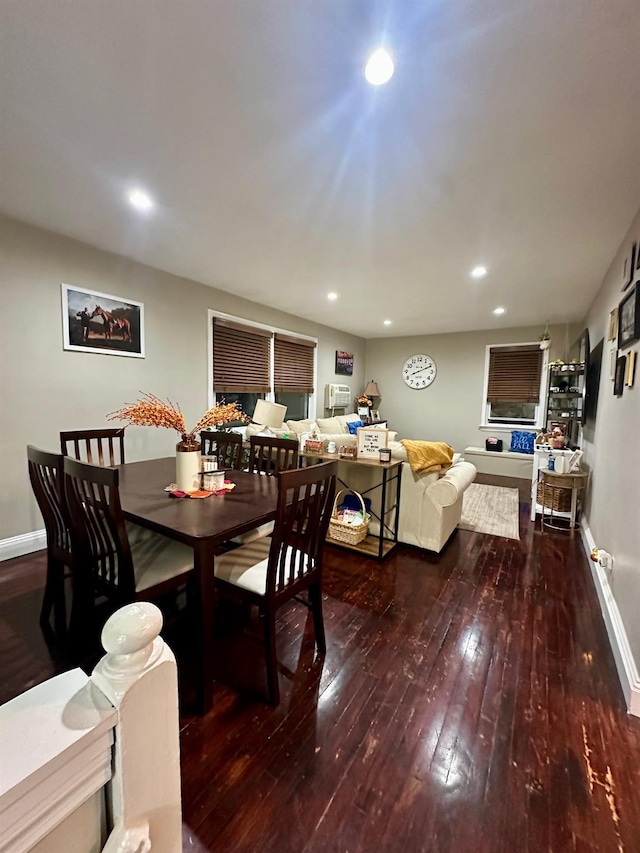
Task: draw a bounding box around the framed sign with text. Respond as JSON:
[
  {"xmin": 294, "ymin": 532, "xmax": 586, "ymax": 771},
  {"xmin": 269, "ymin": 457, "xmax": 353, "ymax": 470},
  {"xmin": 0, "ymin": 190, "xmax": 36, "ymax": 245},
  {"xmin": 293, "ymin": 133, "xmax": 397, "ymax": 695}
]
[{"xmin": 356, "ymin": 427, "xmax": 389, "ymax": 459}]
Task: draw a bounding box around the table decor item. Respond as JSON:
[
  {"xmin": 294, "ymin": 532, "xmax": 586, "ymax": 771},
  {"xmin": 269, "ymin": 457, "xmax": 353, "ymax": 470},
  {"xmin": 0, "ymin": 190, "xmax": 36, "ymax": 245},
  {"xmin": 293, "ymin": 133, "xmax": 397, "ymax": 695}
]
[
  {"xmin": 109, "ymin": 393, "xmax": 247, "ymax": 492},
  {"xmin": 378, "ymin": 447, "xmax": 392, "ymax": 463},
  {"xmin": 339, "ymin": 445, "xmax": 357, "ymax": 460}
]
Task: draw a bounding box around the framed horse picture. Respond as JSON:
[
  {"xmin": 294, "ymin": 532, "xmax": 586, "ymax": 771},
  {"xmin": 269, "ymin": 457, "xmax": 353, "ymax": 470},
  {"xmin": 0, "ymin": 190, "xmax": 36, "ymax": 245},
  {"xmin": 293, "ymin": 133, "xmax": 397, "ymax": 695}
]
[{"xmin": 61, "ymin": 284, "xmax": 145, "ymax": 358}]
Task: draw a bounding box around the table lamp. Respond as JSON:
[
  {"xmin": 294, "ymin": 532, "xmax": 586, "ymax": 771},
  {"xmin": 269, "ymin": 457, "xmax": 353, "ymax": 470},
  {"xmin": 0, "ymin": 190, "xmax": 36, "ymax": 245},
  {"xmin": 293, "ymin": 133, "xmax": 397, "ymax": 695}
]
[
  {"xmin": 364, "ymin": 380, "xmax": 381, "ymax": 415},
  {"xmin": 252, "ymin": 400, "xmax": 287, "ymax": 435}
]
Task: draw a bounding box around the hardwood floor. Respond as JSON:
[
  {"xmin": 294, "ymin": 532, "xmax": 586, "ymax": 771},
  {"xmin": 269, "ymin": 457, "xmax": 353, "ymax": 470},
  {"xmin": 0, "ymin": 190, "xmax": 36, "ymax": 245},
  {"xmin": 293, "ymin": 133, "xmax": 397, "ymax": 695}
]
[{"xmin": 2, "ymin": 476, "xmax": 640, "ymax": 852}]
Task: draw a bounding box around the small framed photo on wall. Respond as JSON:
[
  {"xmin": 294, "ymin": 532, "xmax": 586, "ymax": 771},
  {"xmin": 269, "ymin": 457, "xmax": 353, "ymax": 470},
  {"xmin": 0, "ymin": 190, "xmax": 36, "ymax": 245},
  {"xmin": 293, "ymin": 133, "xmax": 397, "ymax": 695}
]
[
  {"xmin": 618, "ymin": 282, "xmax": 640, "ymax": 350},
  {"xmin": 335, "ymin": 350, "xmax": 354, "ymax": 376},
  {"xmin": 61, "ymin": 283, "xmax": 145, "ymax": 358},
  {"xmin": 614, "ymin": 355, "xmax": 626, "ymax": 397}
]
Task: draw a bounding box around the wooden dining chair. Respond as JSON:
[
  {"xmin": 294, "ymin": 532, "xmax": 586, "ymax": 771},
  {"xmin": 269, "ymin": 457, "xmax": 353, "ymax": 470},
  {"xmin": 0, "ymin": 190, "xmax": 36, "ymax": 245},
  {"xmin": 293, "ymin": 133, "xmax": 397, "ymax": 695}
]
[
  {"xmin": 248, "ymin": 435, "xmax": 299, "ymax": 476},
  {"xmin": 27, "ymin": 446, "xmax": 73, "ymax": 638},
  {"xmin": 231, "ymin": 436, "xmax": 300, "ymax": 545},
  {"xmin": 63, "ymin": 457, "xmax": 194, "ymax": 643},
  {"xmin": 214, "ymin": 460, "xmax": 337, "ymax": 705},
  {"xmin": 60, "ymin": 428, "xmax": 126, "ymax": 466},
  {"xmin": 200, "ymin": 430, "xmax": 243, "ymax": 470}
]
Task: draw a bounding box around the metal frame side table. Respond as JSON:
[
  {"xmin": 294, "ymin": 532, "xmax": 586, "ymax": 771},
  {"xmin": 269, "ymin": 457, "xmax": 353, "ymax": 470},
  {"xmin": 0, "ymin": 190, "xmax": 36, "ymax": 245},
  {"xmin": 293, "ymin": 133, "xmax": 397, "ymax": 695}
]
[{"xmin": 540, "ymin": 470, "xmax": 588, "ymax": 534}]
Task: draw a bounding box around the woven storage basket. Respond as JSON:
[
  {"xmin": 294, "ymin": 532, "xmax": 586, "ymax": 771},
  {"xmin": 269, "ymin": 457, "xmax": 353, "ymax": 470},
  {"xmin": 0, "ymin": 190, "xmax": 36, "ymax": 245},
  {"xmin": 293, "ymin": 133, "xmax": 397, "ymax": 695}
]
[
  {"xmin": 328, "ymin": 488, "xmax": 370, "ymax": 545},
  {"xmin": 538, "ymin": 482, "xmax": 572, "ymax": 513}
]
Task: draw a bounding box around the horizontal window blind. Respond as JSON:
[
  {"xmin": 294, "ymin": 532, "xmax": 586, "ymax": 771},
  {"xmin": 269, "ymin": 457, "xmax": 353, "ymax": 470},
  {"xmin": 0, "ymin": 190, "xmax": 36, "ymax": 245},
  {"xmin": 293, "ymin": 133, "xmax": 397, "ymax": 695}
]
[
  {"xmin": 213, "ymin": 318, "xmax": 271, "ymax": 393},
  {"xmin": 487, "ymin": 345, "xmax": 543, "ymax": 403},
  {"xmin": 274, "ymin": 333, "xmax": 316, "ymax": 394}
]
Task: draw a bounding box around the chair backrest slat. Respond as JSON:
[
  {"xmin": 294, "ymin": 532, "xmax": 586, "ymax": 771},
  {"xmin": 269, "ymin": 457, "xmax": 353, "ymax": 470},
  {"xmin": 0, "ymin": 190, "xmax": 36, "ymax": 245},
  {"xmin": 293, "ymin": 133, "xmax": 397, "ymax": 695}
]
[
  {"xmin": 248, "ymin": 436, "xmax": 299, "ymax": 477},
  {"xmin": 61, "ymin": 429, "xmax": 126, "ymax": 467},
  {"xmin": 27, "ymin": 446, "xmax": 72, "ymax": 559},
  {"xmin": 268, "ymin": 461, "xmax": 337, "ymax": 597},
  {"xmin": 200, "ymin": 431, "xmax": 243, "ymax": 470},
  {"xmin": 63, "ymin": 457, "xmax": 136, "ymax": 602}
]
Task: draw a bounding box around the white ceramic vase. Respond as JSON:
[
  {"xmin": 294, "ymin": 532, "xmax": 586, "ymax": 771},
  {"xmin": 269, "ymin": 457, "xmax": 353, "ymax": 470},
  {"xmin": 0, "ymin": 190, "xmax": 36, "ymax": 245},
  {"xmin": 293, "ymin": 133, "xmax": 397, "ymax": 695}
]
[{"xmin": 176, "ymin": 434, "xmax": 201, "ymax": 492}]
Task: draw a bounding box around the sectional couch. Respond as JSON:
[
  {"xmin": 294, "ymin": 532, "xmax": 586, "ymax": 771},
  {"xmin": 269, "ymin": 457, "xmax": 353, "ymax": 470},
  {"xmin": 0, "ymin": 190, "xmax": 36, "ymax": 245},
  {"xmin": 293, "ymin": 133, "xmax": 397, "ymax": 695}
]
[{"xmin": 247, "ymin": 414, "xmax": 477, "ymax": 553}]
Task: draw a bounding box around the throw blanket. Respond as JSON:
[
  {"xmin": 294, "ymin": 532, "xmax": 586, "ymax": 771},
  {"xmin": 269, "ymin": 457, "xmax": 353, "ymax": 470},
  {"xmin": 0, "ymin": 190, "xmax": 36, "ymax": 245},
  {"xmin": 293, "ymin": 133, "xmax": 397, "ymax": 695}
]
[{"xmin": 401, "ymin": 440, "xmax": 454, "ymax": 474}]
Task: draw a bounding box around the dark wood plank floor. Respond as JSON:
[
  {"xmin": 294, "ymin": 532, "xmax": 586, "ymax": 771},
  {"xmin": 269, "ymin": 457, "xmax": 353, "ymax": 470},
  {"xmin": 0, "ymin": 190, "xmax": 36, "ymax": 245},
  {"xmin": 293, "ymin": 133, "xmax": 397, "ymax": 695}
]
[{"xmin": 2, "ymin": 475, "xmax": 640, "ymax": 852}]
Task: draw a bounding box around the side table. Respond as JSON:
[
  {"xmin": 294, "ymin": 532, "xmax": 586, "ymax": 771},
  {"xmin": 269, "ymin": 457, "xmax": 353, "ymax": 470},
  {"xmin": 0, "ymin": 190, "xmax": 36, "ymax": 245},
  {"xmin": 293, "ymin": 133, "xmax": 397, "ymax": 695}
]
[{"xmin": 540, "ymin": 470, "xmax": 588, "ymax": 534}]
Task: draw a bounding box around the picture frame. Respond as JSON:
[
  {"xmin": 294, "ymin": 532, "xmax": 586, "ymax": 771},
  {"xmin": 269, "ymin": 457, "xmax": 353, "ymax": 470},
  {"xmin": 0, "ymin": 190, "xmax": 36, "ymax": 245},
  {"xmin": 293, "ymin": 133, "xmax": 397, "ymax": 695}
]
[
  {"xmin": 335, "ymin": 350, "xmax": 354, "ymax": 376},
  {"xmin": 625, "ymin": 350, "xmax": 636, "ymax": 387},
  {"xmin": 614, "ymin": 355, "xmax": 626, "ymax": 397},
  {"xmin": 618, "ymin": 282, "xmax": 640, "ymax": 349},
  {"xmin": 610, "ymin": 348, "xmax": 617, "ymax": 381},
  {"xmin": 356, "ymin": 427, "xmax": 389, "ymax": 459},
  {"xmin": 608, "ymin": 308, "xmax": 618, "ymax": 342},
  {"xmin": 622, "ymin": 243, "xmax": 636, "ymax": 291},
  {"xmin": 61, "ymin": 283, "xmax": 145, "ymax": 358},
  {"xmin": 357, "ymin": 406, "xmax": 370, "ymax": 419}
]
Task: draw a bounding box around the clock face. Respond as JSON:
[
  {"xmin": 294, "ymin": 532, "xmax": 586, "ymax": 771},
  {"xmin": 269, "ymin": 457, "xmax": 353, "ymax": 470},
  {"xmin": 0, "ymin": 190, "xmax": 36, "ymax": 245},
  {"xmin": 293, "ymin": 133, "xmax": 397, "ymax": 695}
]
[{"xmin": 402, "ymin": 354, "xmax": 437, "ymax": 389}]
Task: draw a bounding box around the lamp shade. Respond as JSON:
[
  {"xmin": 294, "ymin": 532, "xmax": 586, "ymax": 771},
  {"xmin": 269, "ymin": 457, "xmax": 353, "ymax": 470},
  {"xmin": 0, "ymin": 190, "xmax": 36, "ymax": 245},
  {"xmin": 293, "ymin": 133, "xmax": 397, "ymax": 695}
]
[
  {"xmin": 252, "ymin": 399, "xmax": 287, "ymax": 429},
  {"xmin": 364, "ymin": 380, "xmax": 380, "ymax": 397}
]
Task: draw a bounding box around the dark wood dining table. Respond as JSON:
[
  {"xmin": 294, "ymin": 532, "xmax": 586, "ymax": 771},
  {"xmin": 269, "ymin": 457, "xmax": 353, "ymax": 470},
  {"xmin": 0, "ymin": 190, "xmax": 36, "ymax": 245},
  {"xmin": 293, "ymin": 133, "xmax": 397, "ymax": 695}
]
[{"xmin": 117, "ymin": 457, "xmax": 279, "ymax": 714}]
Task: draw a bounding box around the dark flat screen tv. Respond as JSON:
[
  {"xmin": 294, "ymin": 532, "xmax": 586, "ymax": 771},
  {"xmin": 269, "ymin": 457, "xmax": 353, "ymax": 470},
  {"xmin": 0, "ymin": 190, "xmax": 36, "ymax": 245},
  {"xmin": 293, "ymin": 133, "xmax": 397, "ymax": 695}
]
[{"xmin": 584, "ymin": 337, "xmax": 603, "ymax": 427}]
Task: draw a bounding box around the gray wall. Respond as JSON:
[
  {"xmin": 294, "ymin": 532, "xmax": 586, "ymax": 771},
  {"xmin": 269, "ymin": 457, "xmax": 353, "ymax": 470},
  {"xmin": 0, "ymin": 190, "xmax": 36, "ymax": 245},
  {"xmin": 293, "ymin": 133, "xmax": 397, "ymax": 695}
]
[
  {"xmin": 581, "ymin": 207, "xmax": 640, "ymax": 664},
  {"xmin": 0, "ymin": 215, "xmax": 366, "ymax": 540},
  {"xmin": 364, "ymin": 324, "xmax": 576, "ymax": 452}
]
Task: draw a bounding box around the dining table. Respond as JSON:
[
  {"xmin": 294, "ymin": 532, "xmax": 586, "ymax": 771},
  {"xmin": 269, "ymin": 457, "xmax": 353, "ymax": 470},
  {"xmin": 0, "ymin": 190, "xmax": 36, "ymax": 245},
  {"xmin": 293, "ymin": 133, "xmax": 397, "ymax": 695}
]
[{"xmin": 117, "ymin": 457, "xmax": 279, "ymax": 714}]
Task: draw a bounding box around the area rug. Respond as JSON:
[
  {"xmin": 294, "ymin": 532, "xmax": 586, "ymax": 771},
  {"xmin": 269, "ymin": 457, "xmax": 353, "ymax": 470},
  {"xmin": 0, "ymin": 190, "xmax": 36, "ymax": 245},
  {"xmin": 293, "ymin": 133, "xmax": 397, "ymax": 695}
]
[{"xmin": 458, "ymin": 483, "xmax": 520, "ymax": 540}]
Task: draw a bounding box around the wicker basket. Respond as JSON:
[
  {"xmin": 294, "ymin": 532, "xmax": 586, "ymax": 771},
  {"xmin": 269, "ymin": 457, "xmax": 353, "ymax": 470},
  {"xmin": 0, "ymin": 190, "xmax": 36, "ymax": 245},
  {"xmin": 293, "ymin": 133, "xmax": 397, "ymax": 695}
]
[
  {"xmin": 328, "ymin": 489, "xmax": 370, "ymax": 545},
  {"xmin": 537, "ymin": 482, "xmax": 572, "ymax": 513}
]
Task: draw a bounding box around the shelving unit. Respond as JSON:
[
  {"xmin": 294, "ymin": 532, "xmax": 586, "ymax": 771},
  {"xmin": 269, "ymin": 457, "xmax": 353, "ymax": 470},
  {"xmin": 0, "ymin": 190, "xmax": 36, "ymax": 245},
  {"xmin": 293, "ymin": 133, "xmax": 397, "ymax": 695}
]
[{"xmin": 545, "ymin": 362, "xmax": 585, "ymax": 446}]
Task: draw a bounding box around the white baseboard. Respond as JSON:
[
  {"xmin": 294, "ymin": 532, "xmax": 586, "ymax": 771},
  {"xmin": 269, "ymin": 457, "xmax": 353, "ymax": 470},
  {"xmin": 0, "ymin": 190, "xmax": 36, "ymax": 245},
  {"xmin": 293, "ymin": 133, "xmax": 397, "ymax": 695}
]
[
  {"xmin": 0, "ymin": 529, "xmax": 46, "ymax": 562},
  {"xmin": 580, "ymin": 521, "xmax": 640, "ymax": 717}
]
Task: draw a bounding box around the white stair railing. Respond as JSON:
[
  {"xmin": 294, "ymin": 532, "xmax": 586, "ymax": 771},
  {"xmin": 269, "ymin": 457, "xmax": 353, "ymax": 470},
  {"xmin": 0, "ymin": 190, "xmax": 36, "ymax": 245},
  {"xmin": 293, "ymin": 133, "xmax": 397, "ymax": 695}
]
[{"xmin": 0, "ymin": 602, "xmax": 183, "ymax": 853}]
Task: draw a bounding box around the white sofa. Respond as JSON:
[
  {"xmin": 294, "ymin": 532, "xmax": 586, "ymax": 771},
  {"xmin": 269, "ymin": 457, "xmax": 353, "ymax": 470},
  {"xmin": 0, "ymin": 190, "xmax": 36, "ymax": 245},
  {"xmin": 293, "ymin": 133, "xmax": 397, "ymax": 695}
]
[{"xmin": 247, "ymin": 415, "xmax": 477, "ymax": 553}]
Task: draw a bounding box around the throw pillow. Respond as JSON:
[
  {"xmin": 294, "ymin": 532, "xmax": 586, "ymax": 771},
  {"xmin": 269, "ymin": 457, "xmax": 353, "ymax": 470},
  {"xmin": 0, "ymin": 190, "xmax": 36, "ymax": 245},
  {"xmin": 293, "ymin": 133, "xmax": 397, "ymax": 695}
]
[
  {"xmin": 347, "ymin": 420, "xmax": 364, "ymax": 435},
  {"xmin": 510, "ymin": 430, "xmax": 535, "ymax": 454}
]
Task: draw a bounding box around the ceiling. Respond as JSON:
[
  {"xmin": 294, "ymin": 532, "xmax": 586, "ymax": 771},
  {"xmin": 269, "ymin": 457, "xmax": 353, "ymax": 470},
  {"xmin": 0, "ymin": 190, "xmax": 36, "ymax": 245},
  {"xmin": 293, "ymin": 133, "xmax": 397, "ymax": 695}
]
[{"xmin": 1, "ymin": 1, "xmax": 639, "ymax": 339}]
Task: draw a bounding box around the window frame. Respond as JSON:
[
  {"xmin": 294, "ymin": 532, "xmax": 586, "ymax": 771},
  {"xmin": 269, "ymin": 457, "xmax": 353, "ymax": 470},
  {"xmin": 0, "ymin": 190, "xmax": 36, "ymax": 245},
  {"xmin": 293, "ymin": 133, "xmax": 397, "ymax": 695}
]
[
  {"xmin": 479, "ymin": 341, "xmax": 548, "ymax": 430},
  {"xmin": 207, "ymin": 309, "xmax": 317, "ymax": 422}
]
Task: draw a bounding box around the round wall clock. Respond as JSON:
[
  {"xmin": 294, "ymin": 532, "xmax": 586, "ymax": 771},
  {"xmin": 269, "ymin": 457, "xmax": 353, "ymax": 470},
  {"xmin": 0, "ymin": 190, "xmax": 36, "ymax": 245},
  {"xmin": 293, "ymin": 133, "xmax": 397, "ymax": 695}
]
[{"xmin": 402, "ymin": 354, "xmax": 437, "ymax": 389}]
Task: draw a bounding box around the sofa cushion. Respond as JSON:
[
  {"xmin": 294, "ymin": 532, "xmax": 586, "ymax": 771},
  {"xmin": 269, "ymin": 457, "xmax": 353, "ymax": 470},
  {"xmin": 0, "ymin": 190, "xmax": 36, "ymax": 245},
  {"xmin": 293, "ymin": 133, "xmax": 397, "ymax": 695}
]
[
  {"xmin": 285, "ymin": 418, "xmax": 316, "ymax": 436},
  {"xmin": 347, "ymin": 420, "xmax": 364, "ymax": 435},
  {"xmin": 317, "ymin": 416, "xmax": 345, "ymax": 435},
  {"xmin": 245, "ymin": 422, "xmax": 288, "ymax": 439}
]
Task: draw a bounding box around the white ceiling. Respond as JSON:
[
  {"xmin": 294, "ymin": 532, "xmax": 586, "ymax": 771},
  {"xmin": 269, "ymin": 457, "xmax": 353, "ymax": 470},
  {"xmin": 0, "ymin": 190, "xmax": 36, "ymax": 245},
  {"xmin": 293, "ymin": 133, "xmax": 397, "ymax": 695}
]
[{"xmin": 1, "ymin": 1, "xmax": 639, "ymax": 338}]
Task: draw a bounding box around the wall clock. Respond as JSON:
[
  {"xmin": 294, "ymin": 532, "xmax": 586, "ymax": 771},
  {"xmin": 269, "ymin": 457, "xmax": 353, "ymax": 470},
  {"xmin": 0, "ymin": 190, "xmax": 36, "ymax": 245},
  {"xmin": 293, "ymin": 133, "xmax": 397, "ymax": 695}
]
[{"xmin": 402, "ymin": 354, "xmax": 437, "ymax": 389}]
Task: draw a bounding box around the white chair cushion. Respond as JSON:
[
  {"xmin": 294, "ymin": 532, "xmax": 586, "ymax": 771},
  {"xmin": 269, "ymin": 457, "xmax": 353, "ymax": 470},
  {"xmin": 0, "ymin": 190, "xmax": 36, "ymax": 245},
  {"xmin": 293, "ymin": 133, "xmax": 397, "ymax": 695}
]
[
  {"xmin": 231, "ymin": 520, "xmax": 275, "ymax": 545},
  {"xmin": 214, "ymin": 539, "xmax": 311, "ymax": 596},
  {"xmin": 214, "ymin": 538, "xmax": 272, "ymax": 595},
  {"xmin": 125, "ymin": 522, "xmax": 193, "ymax": 592}
]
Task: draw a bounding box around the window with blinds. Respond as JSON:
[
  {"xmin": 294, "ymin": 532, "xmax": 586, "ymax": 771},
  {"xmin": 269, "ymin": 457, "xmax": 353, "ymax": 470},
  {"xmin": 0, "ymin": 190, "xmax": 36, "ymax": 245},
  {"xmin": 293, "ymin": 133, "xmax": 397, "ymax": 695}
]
[
  {"xmin": 273, "ymin": 334, "xmax": 316, "ymax": 393},
  {"xmin": 213, "ymin": 319, "xmax": 271, "ymax": 393},
  {"xmin": 212, "ymin": 316, "xmax": 316, "ymax": 422},
  {"xmin": 484, "ymin": 343, "xmax": 545, "ymax": 426}
]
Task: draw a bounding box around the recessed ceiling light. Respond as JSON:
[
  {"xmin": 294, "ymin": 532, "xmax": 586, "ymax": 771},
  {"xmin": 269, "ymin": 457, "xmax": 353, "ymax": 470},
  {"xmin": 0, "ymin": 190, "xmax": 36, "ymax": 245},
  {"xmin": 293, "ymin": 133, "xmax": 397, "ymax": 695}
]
[
  {"xmin": 364, "ymin": 49, "xmax": 394, "ymax": 86},
  {"xmin": 383, "ymin": 319, "xmax": 392, "ymax": 326},
  {"xmin": 471, "ymin": 266, "xmax": 487, "ymax": 279},
  {"xmin": 127, "ymin": 188, "xmax": 154, "ymax": 212},
  {"xmin": 327, "ymin": 292, "xmax": 338, "ymax": 301},
  {"xmin": 493, "ymin": 306, "xmax": 506, "ymax": 315}
]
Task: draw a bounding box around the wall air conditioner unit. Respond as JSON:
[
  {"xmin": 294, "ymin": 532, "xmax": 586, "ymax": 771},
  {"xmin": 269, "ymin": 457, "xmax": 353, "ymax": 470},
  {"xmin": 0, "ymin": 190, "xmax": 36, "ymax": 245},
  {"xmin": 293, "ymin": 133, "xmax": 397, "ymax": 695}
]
[{"xmin": 325, "ymin": 383, "xmax": 351, "ymax": 409}]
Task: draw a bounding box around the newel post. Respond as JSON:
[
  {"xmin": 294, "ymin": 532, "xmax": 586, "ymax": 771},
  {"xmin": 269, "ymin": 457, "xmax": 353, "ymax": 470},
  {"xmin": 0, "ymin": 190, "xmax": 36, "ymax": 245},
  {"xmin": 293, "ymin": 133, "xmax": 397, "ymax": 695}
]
[{"xmin": 92, "ymin": 603, "xmax": 182, "ymax": 853}]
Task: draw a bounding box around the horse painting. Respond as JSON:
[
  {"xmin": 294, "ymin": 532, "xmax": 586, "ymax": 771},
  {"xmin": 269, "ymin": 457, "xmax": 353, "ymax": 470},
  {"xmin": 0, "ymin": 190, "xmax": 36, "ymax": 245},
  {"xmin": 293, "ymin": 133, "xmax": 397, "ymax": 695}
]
[{"xmin": 91, "ymin": 305, "xmax": 132, "ymax": 342}]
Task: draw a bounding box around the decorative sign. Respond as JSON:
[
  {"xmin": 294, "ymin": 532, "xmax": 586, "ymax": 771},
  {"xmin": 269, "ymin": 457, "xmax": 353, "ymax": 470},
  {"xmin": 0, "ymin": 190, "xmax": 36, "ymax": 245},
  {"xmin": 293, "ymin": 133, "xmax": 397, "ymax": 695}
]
[
  {"xmin": 356, "ymin": 427, "xmax": 389, "ymax": 459},
  {"xmin": 335, "ymin": 350, "xmax": 354, "ymax": 376}
]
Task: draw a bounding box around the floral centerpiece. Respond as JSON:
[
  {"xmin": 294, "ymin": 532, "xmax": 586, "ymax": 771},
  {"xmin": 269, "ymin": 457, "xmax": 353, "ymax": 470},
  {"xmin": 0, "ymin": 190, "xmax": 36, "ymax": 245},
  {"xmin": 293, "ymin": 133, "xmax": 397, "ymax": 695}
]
[
  {"xmin": 355, "ymin": 393, "xmax": 372, "ymax": 408},
  {"xmin": 109, "ymin": 393, "xmax": 248, "ymax": 491},
  {"xmin": 109, "ymin": 392, "xmax": 247, "ymax": 440}
]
